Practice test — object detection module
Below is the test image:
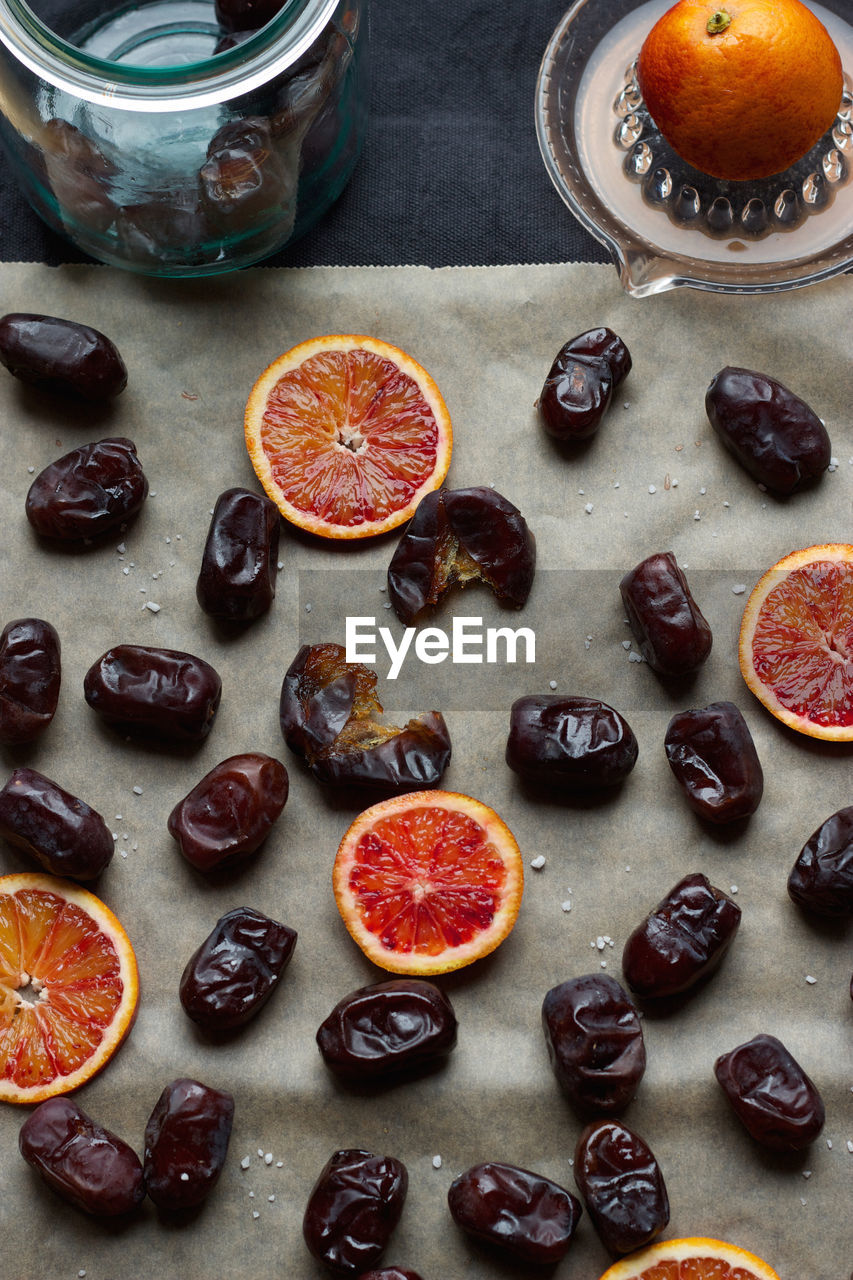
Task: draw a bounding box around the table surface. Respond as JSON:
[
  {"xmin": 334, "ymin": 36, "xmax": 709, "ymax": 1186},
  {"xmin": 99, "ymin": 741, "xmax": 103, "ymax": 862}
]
[{"xmin": 0, "ymin": 0, "xmax": 612, "ymax": 269}]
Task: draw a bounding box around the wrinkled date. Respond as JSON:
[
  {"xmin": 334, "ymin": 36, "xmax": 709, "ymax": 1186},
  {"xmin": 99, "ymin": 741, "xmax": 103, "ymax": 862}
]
[
  {"xmin": 179, "ymin": 906, "xmax": 297, "ymax": 1030},
  {"xmin": 506, "ymin": 695, "xmax": 638, "ymax": 791},
  {"xmin": 199, "ymin": 117, "xmax": 292, "ymax": 230},
  {"xmin": 19, "ymin": 1096, "xmax": 144, "ymax": 1217},
  {"xmin": 447, "ymin": 1161, "xmax": 582, "ymax": 1265},
  {"xmin": 0, "ymin": 618, "xmax": 61, "ymax": 745},
  {"xmin": 316, "ymin": 979, "xmax": 457, "ymax": 1082},
  {"xmin": 714, "ymin": 1034, "xmax": 825, "ymax": 1151},
  {"xmin": 537, "ymin": 327, "xmax": 631, "ymax": 442},
  {"xmin": 705, "ymin": 366, "xmax": 831, "ymax": 494},
  {"xmin": 665, "ymin": 701, "xmax": 763, "ymax": 823},
  {"xmin": 280, "ymin": 643, "xmax": 451, "ymax": 793},
  {"xmin": 84, "ymin": 645, "xmax": 222, "ymax": 745},
  {"xmin": 196, "ymin": 487, "xmax": 281, "ymax": 622},
  {"xmin": 541, "ymin": 974, "xmax": 646, "ymax": 1116},
  {"xmin": 0, "ymin": 767, "xmax": 113, "ymax": 879},
  {"xmin": 144, "ymin": 1078, "xmax": 235, "ymax": 1210},
  {"xmin": 26, "ymin": 438, "xmax": 148, "ymax": 542},
  {"xmin": 620, "ymin": 551, "xmax": 712, "ymax": 676},
  {"xmin": 787, "ymin": 806, "xmax": 853, "ymax": 917},
  {"xmin": 167, "ymin": 753, "xmax": 288, "ymax": 870},
  {"xmin": 42, "ymin": 120, "xmax": 118, "ymax": 237},
  {"xmin": 574, "ymin": 1120, "xmax": 669, "ymax": 1255},
  {"xmin": 622, "ymin": 873, "xmax": 741, "ymax": 1000},
  {"xmin": 387, "ymin": 486, "xmax": 536, "ymax": 625},
  {"xmin": 303, "ymin": 1149, "xmax": 408, "ymax": 1274},
  {"xmin": 0, "ymin": 312, "xmax": 127, "ymax": 400}
]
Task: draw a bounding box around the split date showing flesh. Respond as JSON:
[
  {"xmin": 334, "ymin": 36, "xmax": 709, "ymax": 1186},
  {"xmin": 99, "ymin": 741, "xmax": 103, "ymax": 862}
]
[
  {"xmin": 0, "ymin": 312, "xmax": 127, "ymax": 400},
  {"xmin": 664, "ymin": 701, "xmax": 763, "ymax": 823},
  {"xmin": 787, "ymin": 805, "xmax": 853, "ymax": 917},
  {"xmin": 537, "ymin": 327, "xmax": 631, "ymax": 442},
  {"xmin": 316, "ymin": 979, "xmax": 457, "ymax": 1082},
  {"xmin": 26, "ymin": 437, "xmax": 148, "ymax": 542},
  {"xmin": 303, "ymin": 1149, "xmax": 408, "ymax": 1275},
  {"xmin": 179, "ymin": 906, "xmax": 297, "ymax": 1030},
  {"xmin": 167, "ymin": 753, "xmax": 288, "ymax": 871},
  {"xmin": 506, "ymin": 694, "xmax": 638, "ymax": 792},
  {"xmin": 144, "ymin": 1077, "xmax": 235, "ymax": 1211},
  {"xmin": 714, "ymin": 1034, "xmax": 825, "ymax": 1151},
  {"xmin": 196, "ymin": 487, "xmax": 281, "ymax": 623},
  {"xmin": 0, "ymin": 618, "xmax": 61, "ymax": 746},
  {"xmin": 84, "ymin": 645, "xmax": 222, "ymax": 745},
  {"xmin": 574, "ymin": 1120, "xmax": 669, "ymax": 1255},
  {"xmin": 0, "ymin": 767, "xmax": 113, "ymax": 879},
  {"xmin": 619, "ymin": 551, "xmax": 712, "ymax": 676},
  {"xmin": 447, "ymin": 1161, "xmax": 582, "ymax": 1265}
]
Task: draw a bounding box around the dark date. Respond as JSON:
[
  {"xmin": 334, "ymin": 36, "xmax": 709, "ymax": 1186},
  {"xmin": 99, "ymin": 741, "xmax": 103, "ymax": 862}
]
[
  {"xmin": 541, "ymin": 974, "xmax": 646, "ymax": 1116},
  {"xmin": 167, "ymin": 753, "xmax": 288, "ymax": 870},
  {"xmin": 144, "ymin": 1077, "xmax": 235, "ymax": 1210},
  {"xmin": 303, "ymin": 1149, "xmax": 408, "ymax": 1275},
  {"xmin": 622, "ymin": 872, "xmax": 741, "ymax": 1000},
  {"xmin": 0, "ymin": 767, "xmax": 113, "ymax": 879},
  {"xmin": 115, "ymin": 194, "xmax": 212, "ymax": 268},
  {"xmin": 787, "ymin": 806, "xmax": 853, "ymax": 917},
  {"xmin": 574, "ymin": 1120, "xmax": 669, "ymax": 1255},
  {"xmin": 714, "ymin": 1033, "xmax": 825, "ymax": 1151},
  {"xmin": 179, "ymin": 906, "xmax": 297, "ymax": 1030},
  {"xmin": 447, "ymin": 1161, "xmax": 582, "ymax": 1265},
  {"xmin": 506, "ymin": 694, "xmax": 638, "ymax": 791},
  {"xmin": 706, "ymin": 366, "xmax": 831, "ymax": 494},
  {"xmin": 19, "ymin": 1096, "xmax": 144, "ymax": 1217},
  {"xmin": 0, "ymin": 618, "xmax": 61, "ymax": 745},
  {"xmin": 84, "ymin": 645, "xmax": 222, "ymax": 745},
  {"xmin": 316, "ymin": 979, "xmax": 457, "ymax": 1082},
  {"xmin": 537, "ymin": 327, "xmax": 631, "ymax": 442},
  {"xmin": 280, "ymin": 643, "xmax": 451, "ymax": 794},
  {"xmin": 196, "ymin": 487, "xmax": 281, "ymax": 622},
  {"xmin": 42, "ymin": 120, "xmax": 118, "ymax": 237},
  {"xmin": 387, "ymin": 486, "xmax": 536, "ymax": 625},
  {"xmin": 199, "ymin": 117, "xmax": 293, "ymax": 231},
  {"xmin": 26, "ymin": 438, "xmax": 148, "ymax": 542},
  {"xmin": 664, "ymin": 701, "xmax": 763, "ymax": 823},
  {"xmin": 0, "ymin": 312, "xmax": 126, "ymax": 400},
  {"xmin": 619, "ymin": 551, "xmax": 712, "ymax": 676}
]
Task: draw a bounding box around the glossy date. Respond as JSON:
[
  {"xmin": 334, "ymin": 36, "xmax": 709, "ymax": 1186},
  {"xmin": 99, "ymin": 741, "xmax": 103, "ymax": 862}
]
[
  {"xmin": 303, "ymin": 1148, "xmax": 408, "ymax": 1275},
  {"xmin": 179, "ymin": 906, "xmax": 297, "ymax": 1030},
  {"xmin": 574, "ymin": 1120, "xmax": 669, "ymax": 1255},
  {"xmin": 19, "ymin": 1096, "xmax": 144, "ymax": 1217},
  {"xmin": 84, "ymin": 645, "xmax": 222, "ymax": 745},
  {"xmin": 0, "ymin": 312, "xmax": 127, "ymax": 400},
  {"xmin": 506, "ymin": 694, "xmax": 638, "ymax": 791},
  {"xmin": 664, "ymin": 701, "xmax": 763, "ymax": 823},
  {"xmin": 196, "ymin": 487, "xmax": 281, "ymax": 622},
  {"xmin": 167, "ymin": 753, "xmax": 288, "ymax": 870},
  {"xmin": 619, "ymin": 551, "xmax": 712, "ymax": 676},
  {"xmin": 541, "ymin": 974, "xmax": 646, "ymax": 1116},
  {"xmin": 714, "ymin": 1034, "xmax": 825, "ymax": 1151},
  {"xmin": 316, "ymin": 979, "xmax": 457, "ymax": 1082},
  {"xmin": 538, "ymin": 327, "xmax": 631, "ymax": 442},
  {"xmin": 0, "ymin": 767, "xmax": 113, "ymax": 879},
  {"xmin": 26, "ymin": 437, "xmax": 148, "ymax": 541},
  {"xmin": 144, "ymin": 1077, "xmax": 235, "ymax": 1210},
  {"xmin": 199, "ymin": 117, "xmax": 292, "ymax": 230},
  {"xmin": 787, "ymin": 806, "xmax": 853, "ymax": 917},
  {"xmin": 447, "ymin": 1161, "xmax": 582, "ymax": 1265},
  {"xmin": 0, "ymin": 618, "xmax": 61, "ymax": 746}
]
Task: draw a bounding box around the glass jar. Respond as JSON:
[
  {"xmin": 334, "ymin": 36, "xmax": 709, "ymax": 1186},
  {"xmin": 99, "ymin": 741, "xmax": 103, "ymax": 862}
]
[{"xmin": 0, "ymin": 0, "xmax": 367, "ymax": 275}]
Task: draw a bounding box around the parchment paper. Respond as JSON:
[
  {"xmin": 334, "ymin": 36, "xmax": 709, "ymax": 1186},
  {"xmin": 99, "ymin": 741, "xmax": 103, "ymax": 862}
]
[{"xmin": 0, "ymin": 261, "xmax": 851, "ymax": 1280}]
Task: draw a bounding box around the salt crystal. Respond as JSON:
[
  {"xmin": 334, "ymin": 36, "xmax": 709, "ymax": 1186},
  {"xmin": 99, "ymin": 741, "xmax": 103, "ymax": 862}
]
[
  {"xmin": 800, "ymin": 1197, "xmax": 807, "ymax": 1207},
  {"xmin": 830, "ymin": 456, "xmax": 839, "ymax": 466},
  {"xmin": 584, "ymin": 503, "xmax": 594, "ymax": 514},
  {"xmin": 600, "ymin": 959, "xmax": 607, "ymax": 969},
  {"xmin": 268, "ymin": 1195, "xmax": 276, "ymax": 1203},
  {"xmin": 122, "ymin": 567, "xmax": 130, "ymax": 576},
  {"xmin": 165, "ymin": 536, "xmax": 171, "ymax": 544},
  {"xmin": 241, "ymin": 1156, "xmax": 251, "ymax": 1170},
  {"xmin": 549, "ymin": 679, "xmax": 557, "ymax": 690},
  {"xmin": 180, "ymin": 1173, "xmax": 189, "ymax": 1181},
  {"xmin": 648, "ymin": 484, "xmax": 656, "ymax": 494},
  {"xmin": 257, "ymin": 1148, "xmax": 264, "ymax": 1157},
  {"xmin": 249, "ymin": 1192, "xmax": 255, "ymax": 1199},
  {"xmin": 699, "ymin": 487, "xmax": 706, "ymax": 495},
  {"xmin": 625, "ymin": 866, "xmax": 631, "ymax": 872},
  {"xmin": 802, "ymin": 1170, "xmax": 812, "ymax": 1179},
  {"xmin": 623, "ymin": 401, "xmax": 630, "ymax": 409},
  {"xmin": 731, "ymin": 584, "xmax": 746, "ymax": 595},
  {"xmin": 530, "ymin": 855, "xmax": 546, "ymax": 870},
  {"xmin": 805, "ymin": 975, "xmax": 817, "ymax": 985},
  {"xmin": 252, "ymin": 1211, "xmax": 260, "ymax": 1220},
  {"xmin": 27, "ymin": 465, "xmax": 35, "ymax": 474},
  {"xmin": 277, "ymin": 561, "xmax": 284, "ymax": 571},
  {"xmin": 264, "ymin": 1152, "xmax": 273, "ymax": 1165},
  {"xmin": 578, "ymin": 489, "xmax": 584, "ymax": 495},
  {"xmin": 145, "ymin": 601, "xmax": 161, "ymax": 613},
  {"xmin": 119, "ymin": 849, "xmax": 128, "ymax": 858},
  {"xmin": 383, "ymin": 602, "xmax": 393, "ymax": 609},
  {"xmin": 671, "ymin": 479, "xmax": 678, "ymax": 487},
  {"xmin": 621, "ymin": 640, "xmax": 632, "ymax": 650},
  {"xmin": 133, "ymin": 785, "xmax": 143, "ymax": 795},
  {"xmin": 305, "ymin": 603, "xmax": 312, "ymax": 613},
  {"xmin": 596, "ymin": 936, "xmax": 605, "ymax": 950},
  {"xmin": 628, "ymin": 652, "xmax": 644, "ymax": 663},
  {"xmin": 847, "ymin": 1141, "xmax": 853, "ymax": 1154},
  {"xmin": 730, "ymin": 885, "xmax": 738, "ymax": 895},
  {"xmin": 693, "ymin": 510, "xmax": 701, "ymax": 521},
  {"xmin": 116, "ymin": 542, "xmax": 126, "ymax": 554},
  {"xmin": 276, "ymin": 1161, "xmax": 283, "ymax": 1168},
  {"xmin": 432, "ymin": 1155, "xmax": 442, "ymax": 1169},
  {"xmin": 561, "ymin": 900, "xmax": 572, "ymax": 913},
  {"xmin": 614, "ymin": 481, "xmax": 620, "ymax": 489},
  {"xmin": 826, "ymin": 1139, "xmax": 833, "ymax": 1149}
]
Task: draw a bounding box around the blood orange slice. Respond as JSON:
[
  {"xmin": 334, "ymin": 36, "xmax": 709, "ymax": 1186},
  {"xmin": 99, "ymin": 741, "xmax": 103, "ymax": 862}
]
[
  {"xmin": 0, "ymin": 873, "xmax": 139, "ymax": 1103},
  {"xmin": 333, "ymin": 791, "xmax": 524, "ymax": 975},
  {"xmin": 245, "ymin": 334, "xmax": 452, "ymax": 540},
  {"xmin": 598, "ymin": 1236, "xmax": 780, "ymax": 1279},
  {"xmin": 739, "ymin": 544, "xmax": 853, "ymax": 740}
]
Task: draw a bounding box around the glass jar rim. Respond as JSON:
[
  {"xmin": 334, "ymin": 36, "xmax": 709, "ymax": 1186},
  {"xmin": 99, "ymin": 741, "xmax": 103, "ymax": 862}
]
[{"xmin": 0, "ymin": 0, "xmax": 340, "ymax": 109}]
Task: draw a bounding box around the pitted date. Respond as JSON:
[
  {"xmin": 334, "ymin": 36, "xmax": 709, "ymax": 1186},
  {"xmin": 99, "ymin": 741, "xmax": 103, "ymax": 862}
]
[
  {"xmin": 387, "ymin": 486, "xmax": 536, "ymax": 625},
  {"xmin": 0, "ymin": 618, "xmax": 61, "ymax": 745},
  {"xmin": 19, "ymin": 1096, "xmax": 144, "ymax": 1217},
  {"xmin": 787, "ymin": 806, "xmax": 853, "ymax": 917},
  {"xmin": 26, "ymin": 438, "xmax": 148, "ymax": 541},
  {"xmin": 144, "ymin": 1078, "xmax": 235, "ymax": 1210},
  {"xmin": 447, "ymin": 1161, "xmax": 582, "ymax": 1265},
  {"xmin": 84, "ymin": 645, "xmax": 221, "ymax": 744},
  {"xmin": 541, "ymin": 974, "xmax": 645, "ymax": 1116},
  {"xmin": 714, "ymin": 1034, "xmax": 825, "ymax": 1151},
  {"xmin": 179, "ymin": 906, "xmax": 297, "ymax": 1030},
  {"xmin": 0, "ymin": 767, "xmax": 113, "ymax": 879},
  {"xmin": 317, "ymin": 979, "xmax": 457, "ymax": 1082},
  {"xmin": 665, "ymin": 701, "xmax": 763, "ymax": 823},
  {"xmin": 622, "ymin": 873, "xmax": 741, "ymax": 1000},
  {"xmin": 197, "ymin": 487, "xmax": 281, "ymax": 622},
  {"xmin": 620, "ymin": 551, "xmax": 712, "ymax": 676},
  {"xmin": 706, "ymin": 366, "xmax": 831, "ymax": 494},
  {"xmin": 167, "ymin": 753, "xmax": 288, "ymax": 870},
  {"xmin": 303, "ymin": 1149, "xmax": 408, "ymax": 1274},
  {"xmin": 0, "ymin": 312, "xmax": 127, "ymax": 400},
  {"xmin": 538, "ymin": 327, "xmax": 632, "ymax": 442},
  {"xmin": 280, "ymin": 643, "xmax": 451, "ymax": 793},
  {"xmin": 574, "ymin": 1120, "xmax": 669, "ymax": 1255},
  {"xmin": 506, "ymin": 694, "xmax": 638, "ymax": 791}
]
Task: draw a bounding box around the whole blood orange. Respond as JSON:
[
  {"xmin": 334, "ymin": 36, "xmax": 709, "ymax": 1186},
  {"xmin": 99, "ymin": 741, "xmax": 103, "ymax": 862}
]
[
  {"xmin": 597, "ymin": 1236, "xmax": 780, "ymax": 1279},
  {"xmin": 636, "ymin": 0, "xmax": 844, "ymax": 180},
  {"xmin": 333, "ymin": 791, "xmax": 524, "ymax": 974},
  {"xmin": 245, "ymin": 334, "xmax": 452, "ymax": 540},
  {"xmin": 0, "ymin": 873, "xmax": 139, "ymax": 1103},
  {"xmin": 739, "ymin": 544, "xmax": 853, "ymax": 740}
]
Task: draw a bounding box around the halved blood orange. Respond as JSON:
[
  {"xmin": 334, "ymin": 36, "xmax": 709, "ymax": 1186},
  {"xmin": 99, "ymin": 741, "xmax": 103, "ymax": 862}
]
[
  {"xmin": 739, "ymin": 544, "xmax": 853, "ymax": 740},
  {"xmin": 245, "ymin": 334, "xmax": 452, "ymax": 540},
  {"xmin": 0, "ymin": 873, "xmax": 139, "ymax": 1103},
  {"xmin": 333, "ymin": 791, "xmax": 524, "ymax": 974},
  {"xmin": 598, "ymin": 1237, "xmax": 780, "ymax": 1280}
]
